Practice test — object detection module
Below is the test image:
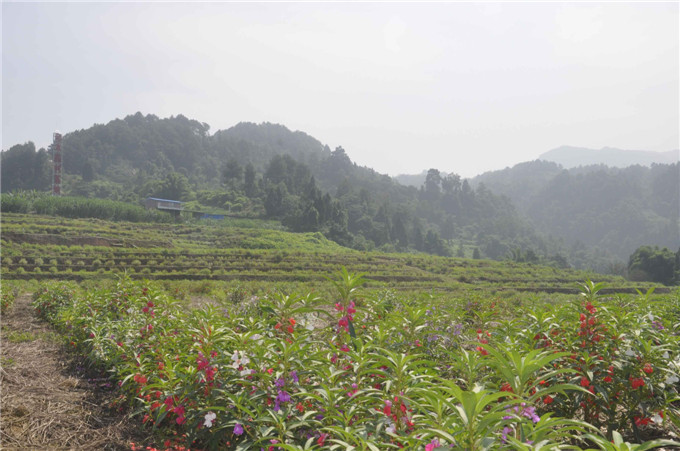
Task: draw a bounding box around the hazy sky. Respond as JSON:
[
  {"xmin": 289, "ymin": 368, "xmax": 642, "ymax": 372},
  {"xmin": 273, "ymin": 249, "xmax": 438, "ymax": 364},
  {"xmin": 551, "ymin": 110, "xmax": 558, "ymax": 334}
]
[{"xmin": 2, "ymin": 2, "xmax": 678, "ymax": 178}]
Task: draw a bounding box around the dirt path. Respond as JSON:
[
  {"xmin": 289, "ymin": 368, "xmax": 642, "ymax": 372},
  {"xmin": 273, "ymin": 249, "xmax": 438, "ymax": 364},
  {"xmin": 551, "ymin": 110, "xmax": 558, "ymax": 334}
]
[{"xmin": 1, "ymin": 294, "xmax": 144, "ymax": 450}]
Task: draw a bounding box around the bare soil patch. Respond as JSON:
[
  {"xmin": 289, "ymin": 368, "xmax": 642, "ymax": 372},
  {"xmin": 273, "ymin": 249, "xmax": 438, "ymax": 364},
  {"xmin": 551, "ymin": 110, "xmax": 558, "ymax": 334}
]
[{"xmin": 1, "ymin": 294, "xmax": 145, "ymax": 450}]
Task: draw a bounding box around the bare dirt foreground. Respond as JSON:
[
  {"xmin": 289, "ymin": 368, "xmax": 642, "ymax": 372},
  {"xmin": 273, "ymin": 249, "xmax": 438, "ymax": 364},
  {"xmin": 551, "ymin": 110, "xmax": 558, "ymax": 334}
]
[{"xmin": 1, "ymin": 294, "xmax": 144, "ymax": 450}]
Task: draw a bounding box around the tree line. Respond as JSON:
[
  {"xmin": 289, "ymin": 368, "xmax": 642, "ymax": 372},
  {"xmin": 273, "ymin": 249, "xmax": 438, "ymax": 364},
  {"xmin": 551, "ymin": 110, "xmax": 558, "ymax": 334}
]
[{"xmin": 2, "ymin": 112, "xmax": 676, "ymax": 279}]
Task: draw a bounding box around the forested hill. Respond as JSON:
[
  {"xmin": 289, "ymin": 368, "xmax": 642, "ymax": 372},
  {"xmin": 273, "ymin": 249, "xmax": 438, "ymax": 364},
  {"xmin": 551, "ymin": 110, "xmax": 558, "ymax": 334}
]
[
  {"xmin": 471, "ymin": 160, "xmax": 680, "ymax": 262},
  {"xmin": 1, "ymin": 112, "xmax": 544, "ymax": 264},
  {"xmin": 3, "ymin": 112, "xmax": 677, "ymax": 275},
  {"xmin": 538, "ymin": 145, "xmax": 678, "ymax": 168}
]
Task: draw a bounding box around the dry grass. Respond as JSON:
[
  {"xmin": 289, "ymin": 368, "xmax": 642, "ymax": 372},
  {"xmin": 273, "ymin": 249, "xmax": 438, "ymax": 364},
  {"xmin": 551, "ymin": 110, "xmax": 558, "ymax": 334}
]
[{"xmin": 0, "ymin": 294, "xmax": 146, "ymax": 450}]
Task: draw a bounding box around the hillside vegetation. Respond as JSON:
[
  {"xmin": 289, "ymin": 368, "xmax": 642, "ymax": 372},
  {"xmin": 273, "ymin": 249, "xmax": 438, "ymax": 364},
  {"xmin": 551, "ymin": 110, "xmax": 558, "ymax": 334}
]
[
  {"xmin": 471, "ymin": 161, "xmax": 679, "ymax": 266},
  {"xmin": 2, "ymin": 112, "xmax": 678, "ymax": 277},
  {"xmin": 1, "ymin": 213, "xmax": 666, "ymax": 299}
]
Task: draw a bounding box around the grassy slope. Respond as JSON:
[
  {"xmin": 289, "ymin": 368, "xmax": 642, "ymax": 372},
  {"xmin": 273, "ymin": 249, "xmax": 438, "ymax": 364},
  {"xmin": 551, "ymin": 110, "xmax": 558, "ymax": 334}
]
[{"xmin": 0, "ymin": 213, "xmax": 664, "ymax": 294}]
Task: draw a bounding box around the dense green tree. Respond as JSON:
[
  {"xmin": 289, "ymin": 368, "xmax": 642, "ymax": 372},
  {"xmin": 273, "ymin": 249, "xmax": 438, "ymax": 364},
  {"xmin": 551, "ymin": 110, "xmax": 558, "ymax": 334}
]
[
  {"xmin": 222, "ymin": 158, "xmax": 243, "ymax": 189},
  {"xmin": 243, "ymin": 163, "xmax": 257, "ymax": 197},
  {"xmin": 423, "ymin": 168, "xmax": 442, "ymax": 201},
  {"xmin": 264, "ymin": 183, "xmax": 288, "ymax": 217},
  {"xmin": 152, "ymin": 172, "xmax": 191, "ymax": 201},
  {"xmin": 0, "ymin": 142, "xmax": 51, "ymax": 192},
  {"xmin": 628, "ymin": 245, "xmax": 677, "ymax": 285}
]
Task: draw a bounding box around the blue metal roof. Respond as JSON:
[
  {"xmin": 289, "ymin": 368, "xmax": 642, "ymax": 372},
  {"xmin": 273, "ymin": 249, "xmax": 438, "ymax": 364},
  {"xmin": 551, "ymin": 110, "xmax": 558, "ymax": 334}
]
[{"xmin": 147, "ymin": 197, "xmax": 183, "ymax": 204}]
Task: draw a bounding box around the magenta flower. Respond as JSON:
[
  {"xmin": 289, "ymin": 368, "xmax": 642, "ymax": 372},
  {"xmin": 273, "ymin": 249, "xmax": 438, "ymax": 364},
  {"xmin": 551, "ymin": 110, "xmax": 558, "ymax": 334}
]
[
  {"xmin": 425, "ymin": 438, "xmax": 441, "ymax": 451},
  {"xmin": 234, "ymin": 422, "xmax": 244, "ymax": 436}
]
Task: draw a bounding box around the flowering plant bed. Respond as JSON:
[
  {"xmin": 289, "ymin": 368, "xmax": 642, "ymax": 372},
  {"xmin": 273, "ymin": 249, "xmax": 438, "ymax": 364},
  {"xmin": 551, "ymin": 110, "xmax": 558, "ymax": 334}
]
[{"xmin": 32, "ymin": 272, "xmax": 680, "ymax": 450}]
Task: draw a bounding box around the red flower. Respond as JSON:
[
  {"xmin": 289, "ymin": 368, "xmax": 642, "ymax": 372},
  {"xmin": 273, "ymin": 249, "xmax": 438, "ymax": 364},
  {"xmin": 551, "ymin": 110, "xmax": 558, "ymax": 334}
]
[
  {"xmin": 543, "ymin": 395, "xmax": 554, "ymax": 404},
  {"xmin": 383, "ymin": 400, "xmax": 392, "ymax": 416},
  {"xmin": 630, "ymin": 377, "xmax": 645, "ymax": 389},
  {"xmin": 317, "ymin": 433, "xmax": 328, "ymax": 446},
  {"xmin": 500, "ymin": 382, "xmax": 514, "ymax": 393},
  {"xmin": 580, "ymin": 377, "xmax": 590, "ymax": 387},
  {"xmin": 643, "ymin": 363, "xmax": 653, "ymax": 374},
  {"xmin": 603, "ymin": 375, "xmax": 613, "ymax": 383},
  {"xmin": 634, "ymin": 416, "xmax": 651, "ymax": 426}
]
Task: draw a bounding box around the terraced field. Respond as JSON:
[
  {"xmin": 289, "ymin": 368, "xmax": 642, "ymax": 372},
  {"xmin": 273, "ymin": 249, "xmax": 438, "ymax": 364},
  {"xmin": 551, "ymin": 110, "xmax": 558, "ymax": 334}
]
[{"xmin": 0, "ymin": 213, "xmax": 663, "ymax": 294}]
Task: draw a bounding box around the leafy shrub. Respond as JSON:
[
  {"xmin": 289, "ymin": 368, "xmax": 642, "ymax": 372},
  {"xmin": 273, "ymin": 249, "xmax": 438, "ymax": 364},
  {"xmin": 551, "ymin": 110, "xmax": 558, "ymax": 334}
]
[
  {"xmin": 32, "ymin": 275, "xmax": 680, "ymax": 450},
  {"xmin": 1, "ymin": 284, "xmax": 18, "ymax": 314}
]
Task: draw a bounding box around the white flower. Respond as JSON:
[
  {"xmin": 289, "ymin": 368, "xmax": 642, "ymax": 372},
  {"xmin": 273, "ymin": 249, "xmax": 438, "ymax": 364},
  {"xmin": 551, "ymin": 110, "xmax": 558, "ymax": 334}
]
[
  {"xmin": 231, "ymin": 350, "xmax": 250, "ymax": 370},
  {"xmin": 204, "ymin": 411, "xmax": 216, "ymax": 428},
  {"xmin": 662, "ymin": 351, "xmax": 670, "ymax": 359},
  {"xmin": 624, "ymin": 349, "xmax": 636, "ymax": 357},
  {"xmin": 664, "ymin": 375, "xmax": 679, "ymax": 385},
  {"xmin": 652, "ymin": 413, "xmax": 663, "ymax": 425}
]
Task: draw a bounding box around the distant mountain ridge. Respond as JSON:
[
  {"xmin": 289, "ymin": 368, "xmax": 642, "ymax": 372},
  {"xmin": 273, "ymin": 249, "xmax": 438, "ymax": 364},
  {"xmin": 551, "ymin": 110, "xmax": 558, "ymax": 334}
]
[
  {"xmin": 539, "ymin": 145, "xmax": 678, "ymax": 169},
  {"xmin": 2, "ymin": 112, "xmax": 678, "ymax": 274},
  {"xmin": 470, "ymin": 159, "xmax": 679, "ymax": 263}
]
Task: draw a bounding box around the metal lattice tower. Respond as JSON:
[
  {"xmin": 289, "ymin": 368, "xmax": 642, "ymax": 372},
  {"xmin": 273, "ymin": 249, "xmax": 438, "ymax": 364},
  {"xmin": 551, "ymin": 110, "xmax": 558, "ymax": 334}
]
[{"xmin": 52, "ymin": 132, "xmax": 62, "ymax": 195}]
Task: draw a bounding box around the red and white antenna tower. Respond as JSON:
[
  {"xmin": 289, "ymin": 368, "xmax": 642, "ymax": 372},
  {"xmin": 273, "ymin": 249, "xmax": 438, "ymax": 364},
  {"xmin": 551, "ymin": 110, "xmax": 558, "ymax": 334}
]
[{"xmin": 52, "ymin": 132, "xmax": 62, "ymax": 195}]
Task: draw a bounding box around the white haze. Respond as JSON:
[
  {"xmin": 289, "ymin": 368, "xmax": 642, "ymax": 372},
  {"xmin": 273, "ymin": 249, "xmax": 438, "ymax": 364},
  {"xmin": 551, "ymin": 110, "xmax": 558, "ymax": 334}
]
[{"xmin": 2, "ymin": 2, "xmax": 678, "ymax": 178}]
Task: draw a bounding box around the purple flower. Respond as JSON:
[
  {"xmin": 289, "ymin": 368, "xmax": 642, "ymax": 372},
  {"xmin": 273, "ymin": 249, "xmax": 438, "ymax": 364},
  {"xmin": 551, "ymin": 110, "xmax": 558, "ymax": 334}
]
[
  {"xmin": 501, "ymin": 426, "xmax": 513, "ymax": 443},
  {"xmin": 275, "ymin": 377, "xmax": 286, "ymax": 388},
  {"xmin": 233, "ymin": 422, "xmax": 244, "ymax": 436},
  {"xmin": 290, "ymin": 370, "xmax": 299, "ymax": 383},
  {"xmin": 521, "ymin": 406, "xmax": 540, "ymax": 423},
  {"xmin": 274, "ymin": 389, "xmax": 291, "ymax": 411},
  {"xmin": 277, "ymin": 390, "xmax": 291, "ymax": 403}
]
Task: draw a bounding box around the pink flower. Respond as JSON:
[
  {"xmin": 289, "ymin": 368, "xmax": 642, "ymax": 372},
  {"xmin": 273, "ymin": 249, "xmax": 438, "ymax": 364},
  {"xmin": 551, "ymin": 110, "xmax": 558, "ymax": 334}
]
[
  {"xmin": 317, "ymin": 433, "xmax": 328, "ymax": 446},
  {"xmin": 425, "ymin": 438, "xmax": 441, "ymax": 451}
]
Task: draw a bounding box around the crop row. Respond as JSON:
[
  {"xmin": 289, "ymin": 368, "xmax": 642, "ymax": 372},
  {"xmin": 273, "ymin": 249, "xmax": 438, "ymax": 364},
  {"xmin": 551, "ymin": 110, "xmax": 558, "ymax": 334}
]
[{"xmin": 33, "ymin": 274, "xmax": 680, "ymax": 450}]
